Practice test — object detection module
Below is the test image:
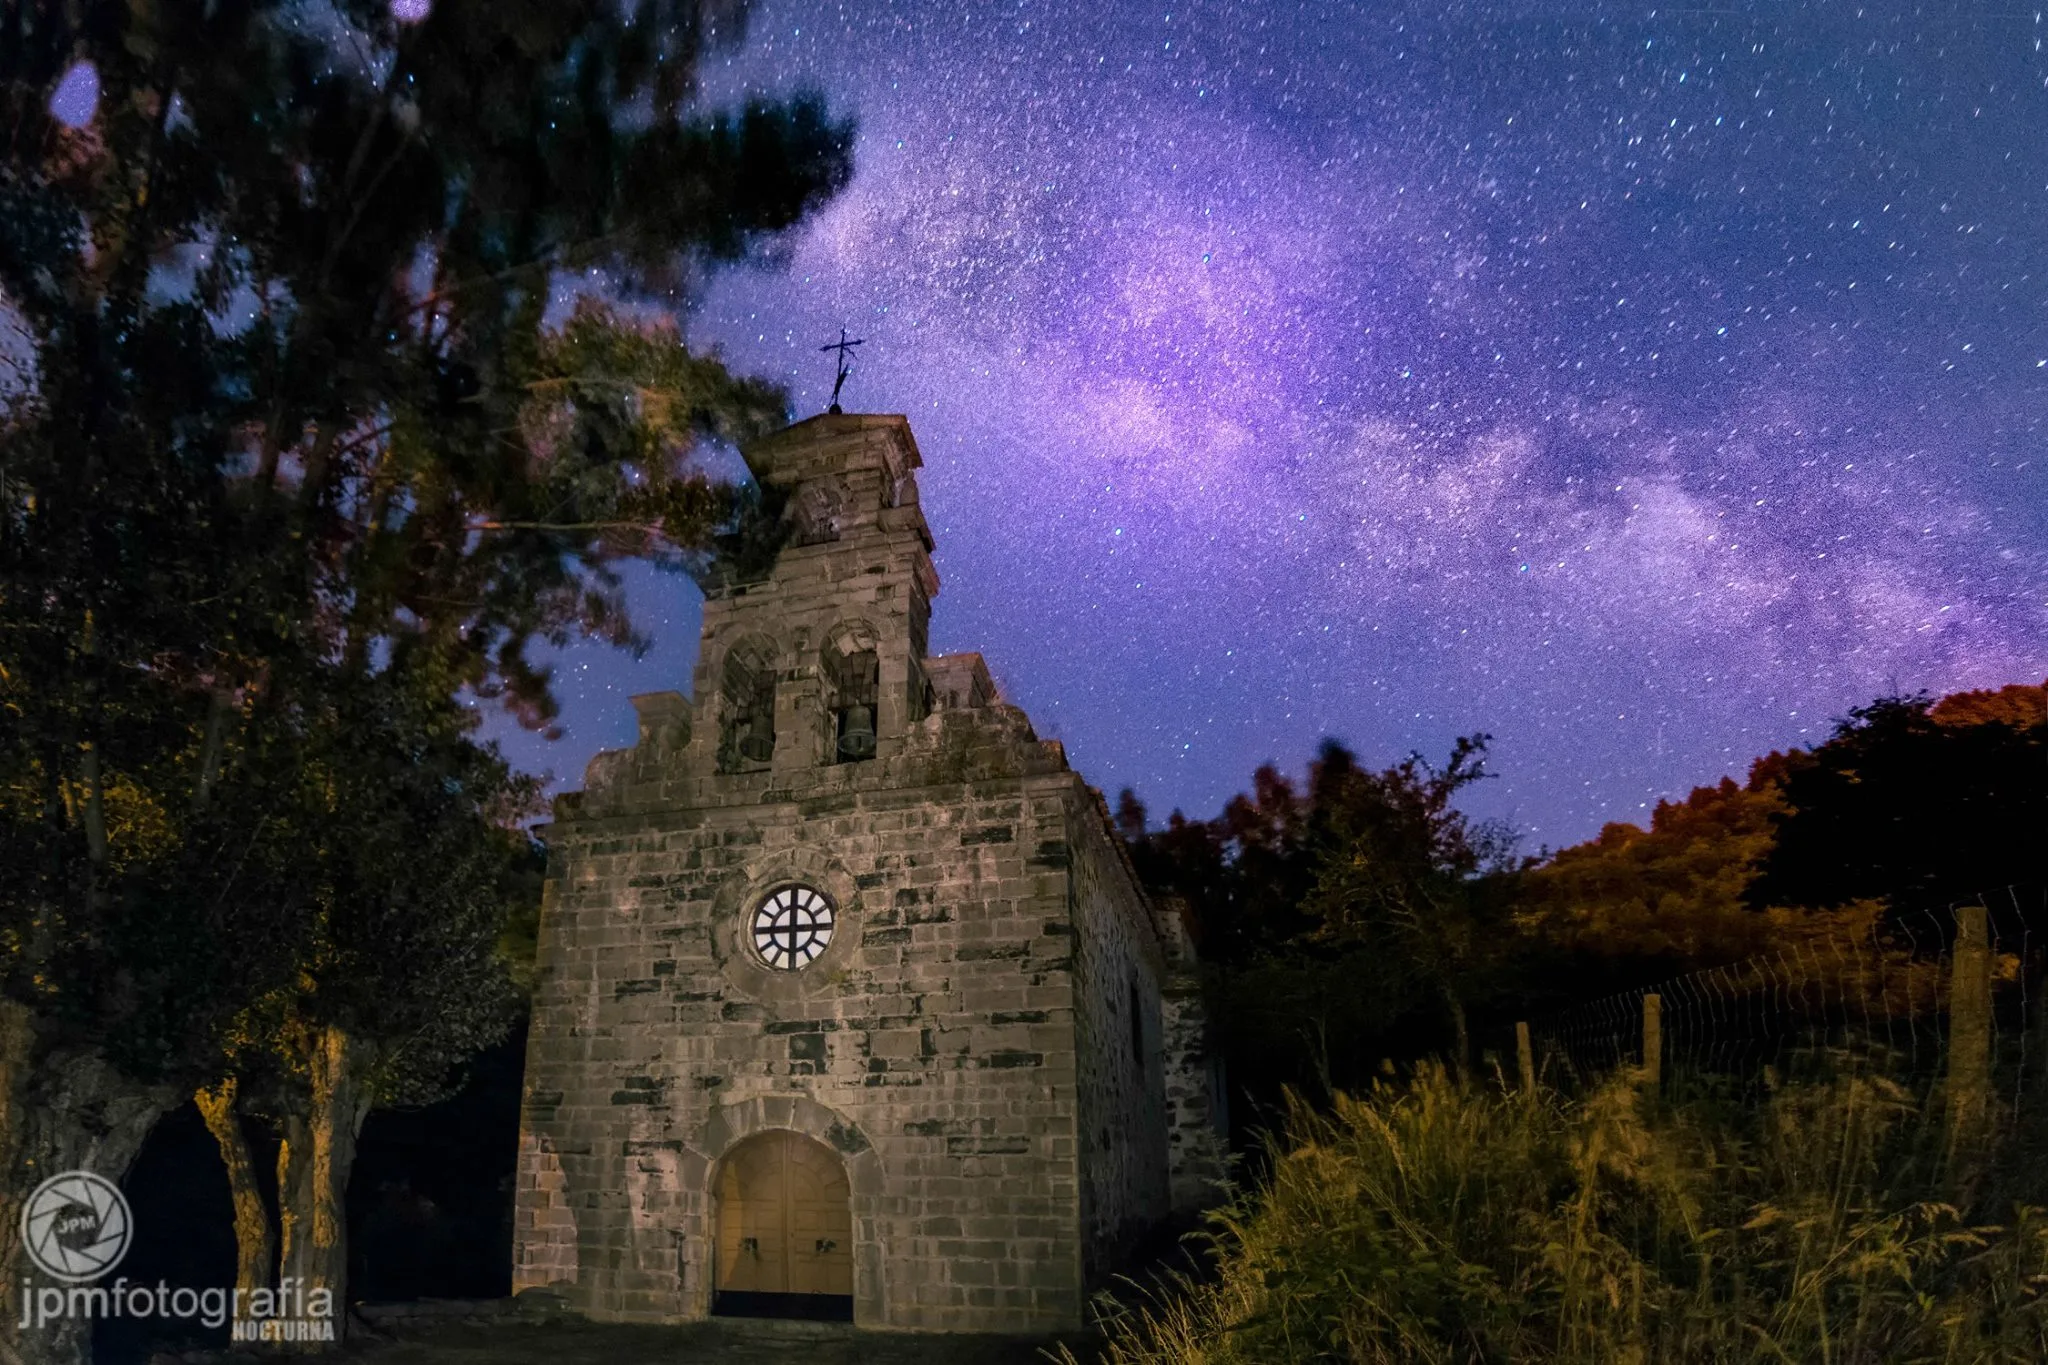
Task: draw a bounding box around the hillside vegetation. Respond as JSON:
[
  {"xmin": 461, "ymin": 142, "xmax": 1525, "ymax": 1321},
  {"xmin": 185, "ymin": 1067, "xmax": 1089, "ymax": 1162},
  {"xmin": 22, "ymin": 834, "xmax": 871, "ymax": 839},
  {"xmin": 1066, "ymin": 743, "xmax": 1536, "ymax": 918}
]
[{"xmin": 1101, "ymin": 681, "xmax": 2048, "ymax": 1362}]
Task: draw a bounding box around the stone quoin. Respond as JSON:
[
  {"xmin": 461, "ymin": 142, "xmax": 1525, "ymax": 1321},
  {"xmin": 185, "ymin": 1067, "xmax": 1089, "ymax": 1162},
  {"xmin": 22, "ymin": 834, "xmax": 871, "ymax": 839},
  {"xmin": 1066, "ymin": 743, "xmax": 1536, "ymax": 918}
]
[{"xmin": 512, "ymin": 412, "xmax": 1225, "ymax": 1333}]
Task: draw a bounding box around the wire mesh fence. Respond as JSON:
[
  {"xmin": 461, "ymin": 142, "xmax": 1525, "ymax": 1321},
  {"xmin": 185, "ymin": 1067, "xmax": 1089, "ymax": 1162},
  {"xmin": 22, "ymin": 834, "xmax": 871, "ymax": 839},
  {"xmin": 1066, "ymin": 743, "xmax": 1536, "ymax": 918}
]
[{"xmin": 1525, "ymin": 887, "xmax": 2047, "ymax": 1127}]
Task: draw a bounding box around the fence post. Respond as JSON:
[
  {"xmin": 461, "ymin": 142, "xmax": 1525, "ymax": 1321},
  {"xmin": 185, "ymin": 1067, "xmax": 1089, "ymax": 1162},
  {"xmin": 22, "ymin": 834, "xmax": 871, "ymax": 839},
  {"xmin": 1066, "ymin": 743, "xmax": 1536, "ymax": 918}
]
[
  {"xmin": 1516, "ymin": 1021, "xmax": 1536, "ymax": 1096},
  {"xmin": 2031, "ymin": 946, "xmax": 2048, "ymax": 1088},
  {"xmin": 1641, "ymin": 993, "xmax": 1662, "ymax": 1088},
  {"xmin": 1948, "ymin": 902, "xmax": 1993, "ymax": 1167}
]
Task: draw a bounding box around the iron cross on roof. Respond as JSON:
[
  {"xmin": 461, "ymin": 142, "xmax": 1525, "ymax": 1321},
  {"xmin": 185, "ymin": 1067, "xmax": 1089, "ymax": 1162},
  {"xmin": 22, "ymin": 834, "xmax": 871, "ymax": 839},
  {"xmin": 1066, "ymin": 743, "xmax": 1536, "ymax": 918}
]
[{"xmin": 821, "ymin": 328, "xmax": 865, "ymax": 413}]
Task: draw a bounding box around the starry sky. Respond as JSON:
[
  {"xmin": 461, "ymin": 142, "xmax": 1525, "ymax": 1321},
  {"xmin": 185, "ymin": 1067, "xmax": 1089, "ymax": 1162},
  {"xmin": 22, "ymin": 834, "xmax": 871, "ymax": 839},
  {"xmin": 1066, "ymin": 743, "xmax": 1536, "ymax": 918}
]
[{"xmin": 499, "ymin": 0, "xmax": 2048, "ymax": 850}]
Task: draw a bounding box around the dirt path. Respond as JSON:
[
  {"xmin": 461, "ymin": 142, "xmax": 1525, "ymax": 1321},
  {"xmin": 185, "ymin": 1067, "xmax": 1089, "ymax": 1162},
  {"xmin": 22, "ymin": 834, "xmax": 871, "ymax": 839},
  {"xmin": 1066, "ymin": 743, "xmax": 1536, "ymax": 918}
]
[{"xmin": 339, "ymin": 1319, "xmax": 1091, "ymax": 1365}]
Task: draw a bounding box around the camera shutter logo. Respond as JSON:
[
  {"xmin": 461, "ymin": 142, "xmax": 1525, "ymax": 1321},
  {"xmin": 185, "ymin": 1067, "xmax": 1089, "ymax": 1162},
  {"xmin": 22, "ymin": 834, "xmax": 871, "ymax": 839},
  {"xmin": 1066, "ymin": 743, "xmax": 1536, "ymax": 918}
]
[{"xmin": 19, "ymin": 1171, "xmax": 132, "ymax": 1282}]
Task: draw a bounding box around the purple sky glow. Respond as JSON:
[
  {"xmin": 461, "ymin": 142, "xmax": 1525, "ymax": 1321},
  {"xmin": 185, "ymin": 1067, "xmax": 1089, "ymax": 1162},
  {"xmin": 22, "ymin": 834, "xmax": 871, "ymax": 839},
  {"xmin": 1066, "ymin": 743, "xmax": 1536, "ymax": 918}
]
[{"xmin": 500, "ymin": 1, "xmax": 2048, "ymax": 849}]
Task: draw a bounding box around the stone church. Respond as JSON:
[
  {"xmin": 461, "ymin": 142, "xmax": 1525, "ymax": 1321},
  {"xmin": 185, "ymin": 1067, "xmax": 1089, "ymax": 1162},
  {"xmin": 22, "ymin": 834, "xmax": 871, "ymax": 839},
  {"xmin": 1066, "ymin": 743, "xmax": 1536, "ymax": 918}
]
[{"xmin": 512, "ymin": 412, "xmax": 1223, "ymax": 1333}]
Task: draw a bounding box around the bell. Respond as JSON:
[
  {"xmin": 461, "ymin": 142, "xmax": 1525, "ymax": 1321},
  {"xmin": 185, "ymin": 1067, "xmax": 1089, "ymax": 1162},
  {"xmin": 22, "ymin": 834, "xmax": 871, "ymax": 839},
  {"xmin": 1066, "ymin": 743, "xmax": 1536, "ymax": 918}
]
[
  {"xmin": 738, "ymin": 720, "xmax": 775, "ymax": 763},
  {"xmin": 837, "ymin": 704, "xmax": 876, "ymax": 760}
]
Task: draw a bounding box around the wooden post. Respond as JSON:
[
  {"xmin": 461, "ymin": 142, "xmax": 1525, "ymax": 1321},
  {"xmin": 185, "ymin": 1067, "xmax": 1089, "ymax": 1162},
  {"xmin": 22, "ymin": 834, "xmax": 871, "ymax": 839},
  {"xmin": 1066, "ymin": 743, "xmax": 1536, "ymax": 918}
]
[
  {"xmin": 1516, "ymin": 1021, "xmax": 1536, "ymax": 1096},
  {"xmin": 1948, "ymin": 903, "xmax": 1993, "ymax": 1168},
  {"xmin": 1641, "ymin": 993, "xmax": 1662, "ymax": 1088},
  {"xmin": 2030, "ymin": 946, "xmax": 2048, "ymax": 1088}
]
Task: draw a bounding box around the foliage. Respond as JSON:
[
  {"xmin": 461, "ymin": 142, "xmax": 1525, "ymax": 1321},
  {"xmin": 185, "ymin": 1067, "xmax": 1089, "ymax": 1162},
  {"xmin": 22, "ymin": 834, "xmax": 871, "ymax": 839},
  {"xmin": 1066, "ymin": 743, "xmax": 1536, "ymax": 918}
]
[
  {"xmin": 0, "ymin": 695, "xmax": 313, "ymax": 1079},
  {"xmin": 4, "ymin": 10, "xmax": 846, "ymax": 1347},
  {"xmin": 0, "ymin": 0, "xmax": 849, "ymax": 1087},
  {"xmin": 1119, "ymin": 679, "xmax": 2045, "ymax": 1141},
  {"xmin": 1929, "ymin": 683, "xmax": 2048, "ymax": 731},
  {"xmin": 1120, "ymin": 738, "xmax": 1511, "ymax": 1119},
  {"xmin": 1120, "ymin": 757, "xmax": 1319, "ymax": 967},
  {"xmin": 1077, "ymin": 1064, "xmax": 2048, "ymax": 1364},
  {"xmin": 1298, "ymin": 735, "xmax": 1513, "ymax": 1067},
  {"xmin": 1501, "ymin": 764, "xmax": 1791, "ymax": 1008},
  {"xmin": 1752, "ymin": 691, "xmax": 2048, "ymax": 914},
  {"xmin": 1121, "ymin": 739, "xmax": 1505, "ymax": 970},
  {"xmin": 1499, "ymin": 684, "xmax": 2044, "ymax": 1009},
  {"xmin": 217, "ymin": 668, "xmax": 541, "ymax": 1110}
]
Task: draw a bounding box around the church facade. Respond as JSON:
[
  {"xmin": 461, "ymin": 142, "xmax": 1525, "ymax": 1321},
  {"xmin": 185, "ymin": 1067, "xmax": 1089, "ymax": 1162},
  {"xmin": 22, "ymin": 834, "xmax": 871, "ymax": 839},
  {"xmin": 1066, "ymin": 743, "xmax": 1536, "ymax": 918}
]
[{"xmin": 511, "ymin": 413, "xmax": 1222, "ymax": 1333}]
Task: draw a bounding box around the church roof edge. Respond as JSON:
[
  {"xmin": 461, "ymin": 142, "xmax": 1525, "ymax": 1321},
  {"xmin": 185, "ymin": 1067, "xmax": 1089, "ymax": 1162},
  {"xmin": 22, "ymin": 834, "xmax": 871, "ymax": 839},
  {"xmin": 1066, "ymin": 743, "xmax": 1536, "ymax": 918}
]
[{"xmin": 742, "ymin": 411, "xmax": 924, "ymax": 487}]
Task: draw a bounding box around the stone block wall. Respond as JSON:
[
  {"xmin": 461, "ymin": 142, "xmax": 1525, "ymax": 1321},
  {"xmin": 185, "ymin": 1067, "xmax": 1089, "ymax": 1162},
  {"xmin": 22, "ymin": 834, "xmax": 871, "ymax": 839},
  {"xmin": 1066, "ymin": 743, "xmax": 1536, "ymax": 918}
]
[
  {"xmin": 1148, "ymin": 897, "xmax": 1228, "ymax": 1215},
  {"xmin": 1159, "ymin": 981, "xmax": 1227, "ymax": 1214},
  {"xmin": 513, "ymin": 697, "xmax": 1176, "ymax": 1331},
  {"xmin": 1065, "ymin": 793, "xmax": 1171, "ymax": 1275}
]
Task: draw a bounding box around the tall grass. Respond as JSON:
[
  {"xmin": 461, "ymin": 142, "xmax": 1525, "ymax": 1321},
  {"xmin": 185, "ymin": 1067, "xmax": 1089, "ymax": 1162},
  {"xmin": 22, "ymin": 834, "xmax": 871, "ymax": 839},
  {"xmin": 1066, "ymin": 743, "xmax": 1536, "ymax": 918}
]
[{"xmin": 1077, "ymin": 1062, "xmax": 2048, "ymax": 1363}]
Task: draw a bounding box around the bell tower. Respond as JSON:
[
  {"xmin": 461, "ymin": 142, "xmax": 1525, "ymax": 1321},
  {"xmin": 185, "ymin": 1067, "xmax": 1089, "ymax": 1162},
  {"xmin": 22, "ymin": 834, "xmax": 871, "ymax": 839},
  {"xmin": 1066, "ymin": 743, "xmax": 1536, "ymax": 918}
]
[{"xmin": 692, "ymin": 412, "xmax": 939, "ymax": 775}]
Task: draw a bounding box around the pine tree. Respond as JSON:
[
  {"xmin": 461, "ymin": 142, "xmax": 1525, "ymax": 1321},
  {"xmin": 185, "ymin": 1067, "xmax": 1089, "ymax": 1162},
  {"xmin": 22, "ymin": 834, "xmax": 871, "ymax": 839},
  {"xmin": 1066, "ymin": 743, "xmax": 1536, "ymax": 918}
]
[{"xmin": 0, "ymin": 3, "xmax": 850, "ymax": 1357}]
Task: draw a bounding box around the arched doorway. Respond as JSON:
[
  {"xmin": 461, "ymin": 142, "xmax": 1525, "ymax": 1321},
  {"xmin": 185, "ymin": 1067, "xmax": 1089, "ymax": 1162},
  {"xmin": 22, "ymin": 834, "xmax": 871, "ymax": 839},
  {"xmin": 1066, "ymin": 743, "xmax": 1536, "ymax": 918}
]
[{"xmin": 713, "ymin": 1130, "xmax": 854, "ymax": 1321}]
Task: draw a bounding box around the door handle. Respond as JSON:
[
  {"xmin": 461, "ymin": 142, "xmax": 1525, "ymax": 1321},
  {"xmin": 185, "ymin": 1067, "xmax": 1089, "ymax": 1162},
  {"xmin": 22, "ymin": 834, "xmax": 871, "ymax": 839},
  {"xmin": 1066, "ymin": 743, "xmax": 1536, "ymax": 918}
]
[
  {"xmin": 739, "ymin": 1237, "xmax": 759, "ymax": 1257},
  {"xmin": 815, "ymin": 1238, "xmax": 836, "ymax": 1254}
]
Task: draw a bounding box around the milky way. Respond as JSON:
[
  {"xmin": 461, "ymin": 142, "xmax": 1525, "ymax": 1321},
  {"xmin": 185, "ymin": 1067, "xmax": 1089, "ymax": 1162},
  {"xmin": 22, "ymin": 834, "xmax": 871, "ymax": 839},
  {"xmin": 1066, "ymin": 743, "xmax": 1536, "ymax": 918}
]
[{"xmin": 502, "ymin": 1, "xmax": 2048, "ymax": 848}]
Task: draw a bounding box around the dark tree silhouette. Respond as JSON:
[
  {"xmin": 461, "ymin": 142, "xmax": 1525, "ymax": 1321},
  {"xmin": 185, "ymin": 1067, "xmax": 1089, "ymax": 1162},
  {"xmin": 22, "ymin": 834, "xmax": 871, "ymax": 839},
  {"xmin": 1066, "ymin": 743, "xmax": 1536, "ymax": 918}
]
[
  {"xmin": 0, "ymin": 3, "xmax": 850, "ymax": 1356},
  {"xmin": 1119, "ymin": 737, "xmax": 1510, "ymax": 1127},
  {"xmin": 1751, "ymin": 688, "xmax": 2048, "ymax": 915}
]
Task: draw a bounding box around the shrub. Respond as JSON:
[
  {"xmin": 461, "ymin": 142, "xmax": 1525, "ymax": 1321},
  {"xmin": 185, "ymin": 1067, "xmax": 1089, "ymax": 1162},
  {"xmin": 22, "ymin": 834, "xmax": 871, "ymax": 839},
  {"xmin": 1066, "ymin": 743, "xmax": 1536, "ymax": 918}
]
[{"xmin": 1078, "ymin": 1063, "xmax": 2048, "ymax": 1363}]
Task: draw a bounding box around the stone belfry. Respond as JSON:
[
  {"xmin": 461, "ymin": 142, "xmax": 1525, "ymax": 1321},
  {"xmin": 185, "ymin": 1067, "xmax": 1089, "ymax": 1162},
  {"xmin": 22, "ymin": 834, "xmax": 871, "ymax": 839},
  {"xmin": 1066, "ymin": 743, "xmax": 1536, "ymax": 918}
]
[
  {"xmin": 697, "ymin": 413, "xmax": 941, "ymax": 777},
  {"xmin": 512, "ymin": 412, "xmax": 1224, "ymax": 1334}
]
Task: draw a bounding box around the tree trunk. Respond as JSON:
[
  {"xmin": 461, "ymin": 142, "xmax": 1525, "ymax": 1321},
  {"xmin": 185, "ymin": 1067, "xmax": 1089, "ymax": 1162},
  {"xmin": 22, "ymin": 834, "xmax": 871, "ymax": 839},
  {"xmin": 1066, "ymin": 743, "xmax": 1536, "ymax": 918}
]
[
  {"xmin": 195, "ymin": 1080, "xmax": 275, "ymax": 1301},
  {"xmin": 275, "ymin": 1026, "xmax": 370, "ymax": 1352},
  {"xmin": 274, "ymin": 1110, "xmax": 313, "ymax": 1311},
  {"xmin": 0, "ymin": 1001, "xmax": 175, "ymax": 1365}
]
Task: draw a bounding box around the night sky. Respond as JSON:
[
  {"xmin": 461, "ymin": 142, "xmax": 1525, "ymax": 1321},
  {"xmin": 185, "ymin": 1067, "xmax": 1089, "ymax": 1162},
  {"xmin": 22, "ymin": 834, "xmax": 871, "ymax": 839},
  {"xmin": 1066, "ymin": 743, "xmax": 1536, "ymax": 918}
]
[{"xmin": 496, "ymin": 1, "xmax": 2048, "ymax": 850}]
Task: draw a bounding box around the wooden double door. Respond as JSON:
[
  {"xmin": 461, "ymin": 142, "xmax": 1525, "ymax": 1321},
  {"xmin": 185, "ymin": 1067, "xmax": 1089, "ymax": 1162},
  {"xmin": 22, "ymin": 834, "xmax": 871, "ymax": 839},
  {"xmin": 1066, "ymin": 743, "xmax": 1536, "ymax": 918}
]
[{"xmin": 714, "ymin": 1130, "xmax": 853, "ymax": 1317}]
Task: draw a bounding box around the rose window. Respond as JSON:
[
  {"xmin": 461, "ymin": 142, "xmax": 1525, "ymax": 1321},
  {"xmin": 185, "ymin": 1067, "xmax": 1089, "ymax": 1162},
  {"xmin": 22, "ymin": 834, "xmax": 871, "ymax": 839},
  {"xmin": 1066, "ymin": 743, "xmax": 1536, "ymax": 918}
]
[{"xmin": 751, "ymin": 886, "xmax": 835, "ymax": 970}]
